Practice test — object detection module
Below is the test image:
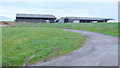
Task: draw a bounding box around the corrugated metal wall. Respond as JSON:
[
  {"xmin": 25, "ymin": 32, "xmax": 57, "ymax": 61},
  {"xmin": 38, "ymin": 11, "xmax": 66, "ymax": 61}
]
[
  {"xmin": 16, "ymin": 18, "xmax": 55, "ymax": 23},
  {"xmin": 16, "ymin": 18, "xmax": 46, "ymax": 23}
]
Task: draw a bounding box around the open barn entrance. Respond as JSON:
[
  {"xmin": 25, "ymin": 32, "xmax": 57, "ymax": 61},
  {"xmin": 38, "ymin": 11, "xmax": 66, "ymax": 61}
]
[
  {"xmin": 92, "ymin": 21, "xmax": 97, "ymax": 23},
  {"xmin": 73, "ymin": 20, "xmax": 79, "ymax": 23},
  {"xmin": 64, "ymin": 18, "xmax": 69, "ymax": 23},
  {"xmin": 46, "ymin": 20, "xmax": 50, "ymax": 23}
]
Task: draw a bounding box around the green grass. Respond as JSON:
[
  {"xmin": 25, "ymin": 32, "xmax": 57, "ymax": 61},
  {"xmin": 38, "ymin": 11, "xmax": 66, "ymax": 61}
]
[
  {"xmin": 17, "ymin": 23, "xmax": 119, "ymax": 37},
  {"xmin": 2, "ymin": 27, "xmax": 85, "ymax": 66},
  {"xmin": 2, "ymin": 22, "xmax": 118, "ymax": 66}
]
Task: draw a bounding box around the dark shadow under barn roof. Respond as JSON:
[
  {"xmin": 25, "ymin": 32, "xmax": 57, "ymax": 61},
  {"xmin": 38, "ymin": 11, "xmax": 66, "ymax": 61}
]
[
  {"xmin": 16, "ymin": 13, "xmax": 56, "ymax": 19},
  {"xmin": 62, "ymin": 17, "xmax": 114, "ymax": 20}
]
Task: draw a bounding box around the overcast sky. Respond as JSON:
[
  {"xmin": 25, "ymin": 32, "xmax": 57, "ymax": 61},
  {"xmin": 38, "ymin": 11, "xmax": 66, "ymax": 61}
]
[{"xmin": 0, "ymin": 1, "xmax": 119, "ymax": 21}]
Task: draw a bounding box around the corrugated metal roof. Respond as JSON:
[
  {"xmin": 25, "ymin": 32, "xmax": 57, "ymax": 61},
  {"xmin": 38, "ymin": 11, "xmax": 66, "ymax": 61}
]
[
  {"xmin": 16, "ymin": 13, "xmax": 56, "ymax": 18},
  {"xmin": 61, "ymin": 17, "xmax": 114, "ymax": 20}
]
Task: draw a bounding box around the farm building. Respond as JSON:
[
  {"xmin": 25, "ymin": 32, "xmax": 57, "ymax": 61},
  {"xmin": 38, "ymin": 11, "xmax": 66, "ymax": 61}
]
[
  {"xmin": 15, "ymin": 14, "xmax": 56, "ymax": 23},
  {"xmin": 57, "ymin": 17, "xmax": 114, "ymax": 23}
]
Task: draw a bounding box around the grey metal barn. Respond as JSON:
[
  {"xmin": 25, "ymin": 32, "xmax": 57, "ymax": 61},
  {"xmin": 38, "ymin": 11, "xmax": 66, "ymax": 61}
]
[
  {"xmin": 15, "ymin": 14, "xmax": 56, "ymax": 23},
  {"xmin": 57, "ymin": 17, "xmax": 114, "ymax": 23}
]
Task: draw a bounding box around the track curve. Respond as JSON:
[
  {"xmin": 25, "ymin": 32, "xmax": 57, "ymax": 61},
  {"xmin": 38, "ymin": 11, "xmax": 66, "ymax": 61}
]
[{"xmin": 30, "ymin": 29, "xmax": 118, "ymax": 66}]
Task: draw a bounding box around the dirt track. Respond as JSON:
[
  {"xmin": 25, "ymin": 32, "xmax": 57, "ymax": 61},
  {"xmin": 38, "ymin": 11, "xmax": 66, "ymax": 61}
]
[{"xmin": 30, "ymin": 29, "xmax": 118, "ymax": 66}]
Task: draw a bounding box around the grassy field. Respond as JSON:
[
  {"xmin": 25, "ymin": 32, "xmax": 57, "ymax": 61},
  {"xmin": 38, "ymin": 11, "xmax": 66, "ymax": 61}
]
[
  {"xmin": 17, "ymin": 23, "xmax": 119, "ymax": 37},
  {"xmin": 2, "ymin": 27, "xmax": 85, "ymax": 66},
  {"xmin": 2, "ymin": 22, "xmax": 118, "ymax": 66}
]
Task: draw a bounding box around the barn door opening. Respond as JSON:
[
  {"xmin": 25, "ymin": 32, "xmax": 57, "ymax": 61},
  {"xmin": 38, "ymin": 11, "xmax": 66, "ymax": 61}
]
[
  {"xmin": 46, "ymin": 20, "xmax": 50, "ymax": 23},
  {"xmin": 64, "ymin": 18, "xmax": 69, "ymax": 23},
  {"xmin": 73, "ymin": 20, "xmax": 79, "ymax": 23}
]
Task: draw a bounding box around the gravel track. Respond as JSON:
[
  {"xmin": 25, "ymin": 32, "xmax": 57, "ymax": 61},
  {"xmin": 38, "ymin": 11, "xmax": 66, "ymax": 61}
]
[{"xmin": 29, "ymin": 29, "xmax": 118, "ymax": 66}]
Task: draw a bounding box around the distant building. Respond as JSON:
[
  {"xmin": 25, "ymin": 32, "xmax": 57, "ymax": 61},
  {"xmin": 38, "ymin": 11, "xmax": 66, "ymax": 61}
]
[
  {"xmin": 15, "ymin": 13, "xmax": 56, "ymax": 23},
  {"xmin": 15, "ymin": 13, "xmax": 115, "ymax": 23},
  {"xmin": 57, "ymin": 17, "xmax": 114, "ymax": 23}
]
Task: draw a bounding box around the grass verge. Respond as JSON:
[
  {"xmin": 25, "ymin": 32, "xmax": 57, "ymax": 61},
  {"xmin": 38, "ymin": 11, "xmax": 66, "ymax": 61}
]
[{"xmin": 2, "ymin": 27, "xmax": 85, "ymax": 66}]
